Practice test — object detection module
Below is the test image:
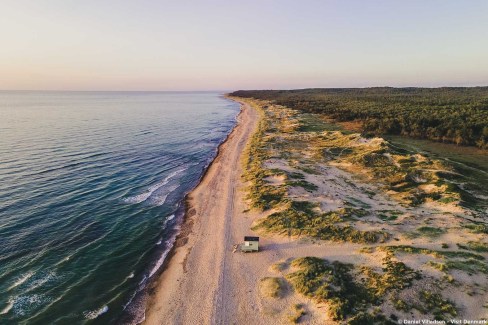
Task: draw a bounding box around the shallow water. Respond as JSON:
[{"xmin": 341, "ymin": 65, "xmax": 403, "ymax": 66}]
[{"xmin": 0, "ymin": 91, "xmax": 239, "ymax": 324}]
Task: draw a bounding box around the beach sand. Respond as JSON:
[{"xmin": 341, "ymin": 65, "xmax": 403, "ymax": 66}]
[{"xmin": 143, "ymin": 99, "xmax": 263, "ymax": 324}]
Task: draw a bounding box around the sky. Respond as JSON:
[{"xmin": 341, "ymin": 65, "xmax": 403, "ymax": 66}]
[{"xmin": 0, "ymin": 0, "xmax": 487, "ymax": 91}]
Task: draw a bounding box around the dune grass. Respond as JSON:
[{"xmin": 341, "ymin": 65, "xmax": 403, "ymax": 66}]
[
  {"xmin": 286, "ymin": 256, "xmax": 423, "ymax": 322},
  {"xmin": 259, "ymin": 277, "xmax": 286, "ymax": 298},
  {"xmin": 253, "ymin": 202, "xmax": 389, "ymax": 243},
  {"xmin": 287, "ymin": 304, "xmax": 306, "ymax": 324}
]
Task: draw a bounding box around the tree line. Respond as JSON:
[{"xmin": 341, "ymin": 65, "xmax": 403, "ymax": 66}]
[{"xmin": 230, "ymin": 87, "xmax": 488, "ymax": 148}]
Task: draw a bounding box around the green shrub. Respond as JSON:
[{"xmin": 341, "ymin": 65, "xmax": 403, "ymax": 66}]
[
  {"xmin": 416, "ymin": 226, "xmax": 446, "ymax": 237},
  {"xmin": 418, "ymin": 291, "xmax": 457, "ymax": 319},
  {"xmin": 254, "ymin": 205, "xmax": 388, "ymax": 243},
  {"xmin": 286, "ymin": 256, "xmax": 417, "ymax": 322},
  {"xmin": 458, "ymin": 241, "xmax": 488, "ymax": 252},
  {"xmin": 463, "ymin": 223, "xmax": 488, "ymax": 234}
]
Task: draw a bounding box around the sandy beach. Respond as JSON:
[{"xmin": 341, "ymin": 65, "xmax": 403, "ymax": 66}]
[{"xmin": 144, "ymin": 98, "xmax": 262, "ymax": 324}]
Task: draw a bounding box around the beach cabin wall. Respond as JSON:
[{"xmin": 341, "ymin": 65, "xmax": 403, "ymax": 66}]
[{"xmin": 243, "ymin": 236, "xmax": 259, "ymax": 251}]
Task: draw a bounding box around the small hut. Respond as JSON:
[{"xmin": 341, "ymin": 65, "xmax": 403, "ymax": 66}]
[{"xmin": 241, "ymin": 236, "xmax": 259, "ymax": 252}]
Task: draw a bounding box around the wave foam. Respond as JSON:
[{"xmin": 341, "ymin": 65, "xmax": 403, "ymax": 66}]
[
  {"xmin": 7, "ymin": 271, "xmax": 35, "ymax": 291},
  {"xmin": 149, "ymin": 235, "xmax": 178, "ymax": 278},
  {"xmin": 8, "ymin": 294, "xmax": 52, "ymax": 316},
  {"xmin": 26, "ymin": 271, "xmax": 58, "ymax": 291},
  {"xmin": 0, "ymin": 299, "xmax": 14, "ymax": 315},
  {"xmin": 123, "ymin": 168, "xmax": 186, "ymax": 204},
  {"xmin": 83, "ymin": 305, "xmax": 109, "ymax": 319},
  {"xmin": 146, "ymin": 184, "xmax": 178, "ymax": 206}
]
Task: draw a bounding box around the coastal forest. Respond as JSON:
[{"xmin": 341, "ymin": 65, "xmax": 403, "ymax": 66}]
[{"xmin": 231, "ymin": 87, "xmax": 488, "ymax": 148}]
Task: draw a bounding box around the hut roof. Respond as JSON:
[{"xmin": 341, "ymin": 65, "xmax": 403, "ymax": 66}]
[{"xmin": 244, "ymin": 236, "xmax": 259, "ymax": 241}]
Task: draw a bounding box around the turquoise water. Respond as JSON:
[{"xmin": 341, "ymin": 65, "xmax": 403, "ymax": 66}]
[{"xmin": 0, "ymin": 91, "xmax": 239, "ymax": 324}]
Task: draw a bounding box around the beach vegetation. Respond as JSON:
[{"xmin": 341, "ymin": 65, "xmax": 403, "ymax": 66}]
[
  {"xmin": 457, "ymin": 241, "xmax": 488, "ymax": 252},
  {"xmin": 253, "ymin": 203, "xmax": 389, "ymax": 243},
  {"xmin": 405, "ymin": 226, "xmax": 446, "ymax": 239},
  {"xmin": 287, "ymin": 304, "xmax": 306, "ymax": 324},
  {"xmin": 417, "ymin": 291, "xmax": 457, "ymax": 319},
  {"xmin": 271, "ymin": 261, "xmax": 288, "ymax": 273},
  {"xmin": 286, "ymin": 256, "xmax": 423, "ymax": 322},
  {"xmin": 381, "ymin": 245, "xmax": 484, "ymax": 260},
  {"xmin": 285, "ymin": 179, "xmax": 318, "ymax": 192},
  {"xmin": 463, "ymin": 223, "xmax": 488, "ymax": 234},
  {"xmin": 259, "ymin": 277, "xmax": 286, "ymax": 298}
]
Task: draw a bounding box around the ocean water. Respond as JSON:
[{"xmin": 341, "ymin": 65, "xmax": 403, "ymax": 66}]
[{"xmin": 0, "ymin": 91, "xmax": 240, "ymax": 324}]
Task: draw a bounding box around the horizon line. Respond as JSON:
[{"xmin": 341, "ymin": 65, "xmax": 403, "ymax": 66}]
[{"xmin": 2, "ymin": 85, "xmax": 488, "ymax": 93}]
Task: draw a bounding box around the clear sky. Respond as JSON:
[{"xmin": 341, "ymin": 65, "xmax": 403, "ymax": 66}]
[{"xmin": 1, "ymin": 0, "xmax": 487, "ymax": 91}]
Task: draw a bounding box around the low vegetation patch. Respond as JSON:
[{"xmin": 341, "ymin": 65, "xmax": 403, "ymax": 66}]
[
  {"xmin": 360, "ymin": 256, "xmax": 421, "ymax": 298},
  {"xmin": 241, "ymin": 103, "xmax": 288, "ymax": 210},
  {"xmin": 259, "ymin": 277, "xmax": 286, "ymax": 298},
  {"xmin": 270, "ymin": 261, "xmax": 288, "ymax": 273},
  {"xmin": 382, "ymin": 245, "xmax": 484, "ymax": 260},
  {"xmin": 286, "ymin": 257, "xmax": 370, "ymax": 321},
  {"xmin": 405, "ymin": 226, "xmax": 446, "ymax": 239},
  {"xmin": 253, "ymin": 203, "xmax": 388, "ymax": 243},
  {"xmin": 463, "ymin": 223, "xmax": 488, "ymax": 234},
  {"xmin": 383, "ymin": 245, "xmax": 488, "ymax": 275},
  {"xmin": 286, "ymin": 179, "xmax": 318, "ymax": 192},
  {"xmin": 444, "ymin": 259, "xmax": 488, "ymax": 274},
  {"xmin": 417, "ymin": 291, "xmax": 457, "ymax": 319},
  {"xmin": 457, "ymin": 241, "xmax": 488, "ymax": 252},
  {"xmin": 287, "ymin": 304, "xmax": 306, "ymax": 324},
  {"xmin": 286, "ymin": 256, "xmax": 424, "ymax": 322}
]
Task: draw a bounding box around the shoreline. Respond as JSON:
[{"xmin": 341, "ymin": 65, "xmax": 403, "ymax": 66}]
[
  {"xmin": 119, "ymin": 98, "xmax": 243, "ymax": 325},
  {"xmin": 142, "ymin": 97, "xmax": 259, "ymax": 324}
]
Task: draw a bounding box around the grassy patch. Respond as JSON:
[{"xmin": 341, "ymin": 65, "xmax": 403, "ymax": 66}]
[
  {"xmin": 382, "ymin": 245, "xmax": 484, "ymax": 260},
  {"xmin": 287, "ymin": 304, "xmax": 306, "ymax": 324},
  {"xmin": 345, "ymin": 197, "xmax": 372, "ymax": 209},
  {"xmin": 378, "ymin": 213, "xmax": 399, "ymax": 221},
  {"xmin": 347, "ymin": 312, "xmax": 397, "ymax": 325},
  {"xmin": 286, "ymin": 256, "xmax": 419, "ymax": 322},
  {"xmin": 406, "ymin": 226, "xmax": 446, "ymax": 238},
  {"xmin": 271, "ymin": 261, "xmax": 288, "ymax": 273},
  {"xmin": 417, "ymin": 291, "xmax": 457, "ymax": 319},
  {"xmin": 286, "ymin": 257, "xmax": 370, "ymax": 321},
  {"xmin": 286, "ymin": 179, "xmax": 318, "ymax": 192},
  {"xmin": 384, "ymin": 245, "xmax": 487, "ymax": 275},
  {"xmin": 259, "ymin": 277, "xmax": 286, "ymax": 298},
  {"xmin": 457, "ymin": 241, "xmax": 488, "ymax": 252},
  {"xmin": 296, "ymin": 165, "xmax": 321, "ymax": 175},
  {"xmin": 361, "ymin": 256, "xmax": 421, "ymax": 298},
  {"xmin": 445, "ymin": 259, "xmax": 488, "ymax": 274},
  {"xmin": 287, "ymin": 171, "xmax": 305, "ymax": 179},
  {"xmin": 253, "ymin": 205, "xmax": 388, "ymax": 243},
  {"xmin": 241, "ymin": 103, "xmax": 288, "ymax": 210},
  {"xmin": 463, "ymin": 223, "xmax": 488, "ymax": 234}
]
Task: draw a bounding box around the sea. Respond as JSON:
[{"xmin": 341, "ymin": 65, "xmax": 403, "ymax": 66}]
[{"xmin": 0, "ymin": 91, "xmax": 240, "ymax": 324}]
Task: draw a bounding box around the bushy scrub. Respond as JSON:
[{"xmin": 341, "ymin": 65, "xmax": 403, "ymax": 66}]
[
  {"xmin": 253, "ymin": 203, "xmax": 389, "ymax": 243},
  {"xmin": 286, "ymin": 256, "xmax": 421, "ymax": 322}
]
